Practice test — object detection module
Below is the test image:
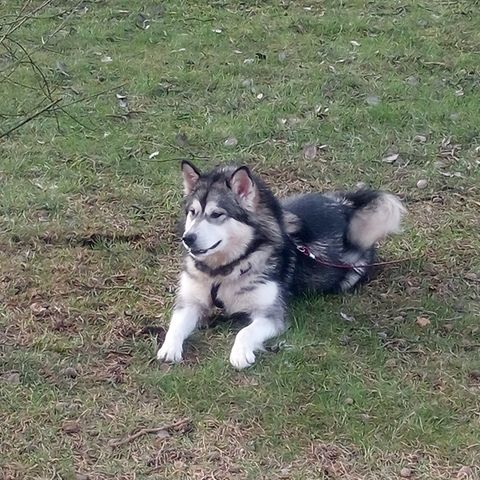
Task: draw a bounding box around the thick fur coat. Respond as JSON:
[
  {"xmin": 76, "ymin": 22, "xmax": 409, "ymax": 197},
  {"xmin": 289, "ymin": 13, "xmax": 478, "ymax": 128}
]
[{"xmin": 157, "ymin": 162, "xmax": 405, "ymax": 369}]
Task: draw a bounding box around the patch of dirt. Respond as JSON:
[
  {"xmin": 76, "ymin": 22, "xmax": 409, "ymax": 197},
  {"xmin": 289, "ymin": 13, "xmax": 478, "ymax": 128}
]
[
  {"xmin": 257, "ymin": 160, "xmax": 332, "ymax": 197},
  {"xmin": 9, "ymin": 229, "xmax": 167, "ymax": 253},
  {"xmin": 88, "ymin": 351, "xmax": 133, "ymax": 385}
]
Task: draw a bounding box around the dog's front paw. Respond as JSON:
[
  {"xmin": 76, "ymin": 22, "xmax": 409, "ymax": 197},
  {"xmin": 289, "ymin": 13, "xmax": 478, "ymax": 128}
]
[
  {"xmin": 229, "ymin": 341, "xmax": 256, "ymax": 370},
  {"xmin": 157, "ymin": 340, "xmax": 183, "ymax": 363}
]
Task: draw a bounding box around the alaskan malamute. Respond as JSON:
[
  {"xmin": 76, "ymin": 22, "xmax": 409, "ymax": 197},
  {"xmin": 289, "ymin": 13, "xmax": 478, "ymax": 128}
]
[{"xmin": 157, "ymin": 161, "xmax": 405, "ymax": 369}]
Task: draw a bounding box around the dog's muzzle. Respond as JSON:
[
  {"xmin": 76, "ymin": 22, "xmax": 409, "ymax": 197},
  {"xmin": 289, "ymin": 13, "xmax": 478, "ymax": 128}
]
[{"xmin": 186, "ymin": 239, "xmax": 222, "ymax": 256}]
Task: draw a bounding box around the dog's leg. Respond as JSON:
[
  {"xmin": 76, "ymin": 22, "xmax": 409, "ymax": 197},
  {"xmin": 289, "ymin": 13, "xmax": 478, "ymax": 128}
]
[
  {"xmin": 157, "ymin": 304, "xmax": 202, "ymax": 363},
  {"xmin": 157, "ymin": 271, "xmax": 209, "ymax": 363},
  {"xmin": 229, "ymin": 316, "xmax": 284, "ymax": 370}
]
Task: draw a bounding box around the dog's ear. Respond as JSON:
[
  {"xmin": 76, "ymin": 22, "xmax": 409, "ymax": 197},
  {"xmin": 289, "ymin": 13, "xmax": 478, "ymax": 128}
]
[
  {"xmin": 229, "ymin": 166, "xmax": 257, "ymax": 210},
  {"xmin": 181, "ymin": 160, "xmax": 201, "ymax": 195}
]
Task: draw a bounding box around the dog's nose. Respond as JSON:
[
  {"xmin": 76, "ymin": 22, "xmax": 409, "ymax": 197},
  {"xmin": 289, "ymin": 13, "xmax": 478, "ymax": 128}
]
[{"xmin": 182, "ymin": 233, "xmax": 197, "ymax": 248}]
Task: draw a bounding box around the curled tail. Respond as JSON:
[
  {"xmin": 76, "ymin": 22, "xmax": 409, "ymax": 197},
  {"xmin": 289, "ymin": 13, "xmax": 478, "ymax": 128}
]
[{"xmin": 346, "ymin": 190, "xmax": 406, "ymax": 250}]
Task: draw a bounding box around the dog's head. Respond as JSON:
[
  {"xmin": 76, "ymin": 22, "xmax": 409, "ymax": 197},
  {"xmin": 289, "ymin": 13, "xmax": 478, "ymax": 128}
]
[{"xmin": 179, "ymin": 160, "xmax": 281, "ymax": 267}]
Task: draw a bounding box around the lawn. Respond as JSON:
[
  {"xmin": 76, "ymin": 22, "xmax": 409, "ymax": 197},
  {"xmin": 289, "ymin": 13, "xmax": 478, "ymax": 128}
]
[{"xmin": 1, "ymin": 1, "xmax": 479, "ymax": 479}]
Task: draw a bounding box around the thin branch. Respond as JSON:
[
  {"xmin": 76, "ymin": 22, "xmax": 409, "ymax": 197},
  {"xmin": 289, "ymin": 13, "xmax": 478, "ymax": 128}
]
[
  {"xmin": 0, "ymin": 73, "xmax": 42, "ymax": 91},
  {"xmin": 61, "ymin": 83, "xmax": 127, "ymax": 109},
  {"xmin": 6, "ymin": 36, "xmax": 61, "ymax": 130},
  {"xmin": 40, "ymin": 1, "xmax": 84, "ymax": 47},
  {"xmin": 109, "ymin": 418, "xmax": 191, "ymax": 448},
  {"xmin": 57, "ymin": 106, "xmax": 96, "ymax": 131},
  {"xmin": 0, "ymin": 98, "xmax": 61, "ymax": 139},
  {"xmin": 0, "ymin": 0, "xmax": 54, "ymax": 46},
  {"xmin": 239, "ymin": 138, "xmax": 270, "ymax": 153}
]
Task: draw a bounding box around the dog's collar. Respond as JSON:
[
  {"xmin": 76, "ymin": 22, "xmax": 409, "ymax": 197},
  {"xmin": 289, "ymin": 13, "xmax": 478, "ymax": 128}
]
[{"xmin": 194, "ymin": 238, "xmax": 266, "ymax": 277}]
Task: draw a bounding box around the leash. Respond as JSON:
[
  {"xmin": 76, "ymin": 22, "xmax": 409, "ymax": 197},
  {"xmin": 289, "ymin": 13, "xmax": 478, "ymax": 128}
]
[{"xmin": 295, "ymin": 244, "xmax": 417, "ymax": 270}]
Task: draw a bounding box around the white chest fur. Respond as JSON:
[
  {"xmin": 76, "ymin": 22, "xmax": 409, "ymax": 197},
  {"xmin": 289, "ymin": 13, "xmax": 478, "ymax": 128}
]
[
  {"xmin": 216, "ymin": 275, "xmax": 279, "ymax": 315},
  {"xmin": 183, "ymin": 251, "xmax": 279, "ymax": 316}
]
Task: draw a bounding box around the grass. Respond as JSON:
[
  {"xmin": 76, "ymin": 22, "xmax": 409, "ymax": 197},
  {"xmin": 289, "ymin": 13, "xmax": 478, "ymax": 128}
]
[{"xmin": 1, "ymin": 0, "xmax": 479, "ymax": 479}]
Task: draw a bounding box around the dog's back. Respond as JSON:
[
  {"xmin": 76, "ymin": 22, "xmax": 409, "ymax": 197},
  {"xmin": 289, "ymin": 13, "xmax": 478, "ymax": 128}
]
[{"xmin": 282, "ymin": 190, "xmax": 405, "ymax": 294}]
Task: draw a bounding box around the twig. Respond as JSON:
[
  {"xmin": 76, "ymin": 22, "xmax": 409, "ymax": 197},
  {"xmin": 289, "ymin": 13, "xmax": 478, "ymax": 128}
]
[
  {"xmin": 182, "ymin": 17, "xmax": 215, "ymax": 22},
  {"xmin": 61, "ymin": 83, "xmax": 127, "ymax": 109},
  {"xmin": 58, "ymin": 106, "xmax": 96, "ymax": 131},
  {"xmin": 239, "ymin": 138, "xmax": 270, "ymax": 153},
  {"xmin": 147, "ymin": 157, "xmax": 196, "ymax": 164},
  {"xmin": 0, "ymin": 98, "xmax": 61, "ymax": 139},
  {"xmin": 6, "ymin": 37, "xmax": 61, "ymax": 130},
  {"xmin": 40, "ymin": 1, "xmax": 84, "ymax": 47},
  {"xmin": 109, "ymin": 418, "xmax": 191, "ymax": 448},
  {"xmin": 0, "ymin": 0, "xmax": 54, "ymax": 45}
]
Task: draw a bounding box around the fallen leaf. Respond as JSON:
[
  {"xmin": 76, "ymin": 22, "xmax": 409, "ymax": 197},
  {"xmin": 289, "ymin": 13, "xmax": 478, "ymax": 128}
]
[
  {"xmin": 416, "ymin": 179, "xmax": 428, "ymax": 189},
  {"xmin": 314, "ymin": 105, "xmax": 329, "ymax": 119},
  {"xmin": 303, "ymin": 144, "xmax": 317, "ymax": 160},
  {"xmin": 62, "ymin": 367, "xmax": 78, "ymax": 379},
  {"xmin": 366, "ymin": 95, "xmax": 380, "ymax": 106},
  {"xmin": 439, "ymin": 171, "xmax": 462, "ymax": 178},
  {"xmin": 256, "ymin": 93, "xmax": 264, "ymax": 100},
  {"xmin": 350, "ymin": 40, "xmax": 361, "ymax": 47},
  {"xmin": 340, "ymin": 312, "xmax": 355, "ymax": 322},
  {"xmin": 148, "ymin": 151, "xmax": 160, "ymax": 159},
  {"xmin": 116, "ymin": 93, "xmax": 128, "ymax": 109},
  {"xmin": 468, "ymin": 371, "xmax": 480, "ymax": 383},
  {"xmin": 416, "ymin": 316, "xmax": 431, "ymax": 327},
  {"xmin": 287, "ymin": 116, "xmax": 302, "ymax": 126},
  {"xmin": 224, "ymin": 136, "xmax": 238, "ymax": 147},
  {"xmin": 156, "ymin": 429, "xmax": 171, "ymax": 440},
  {"xmin": 413, "ymin": 134, "xmax": 427, "ymax": 143},
  {"xmin": 405, "ymin": 76, "xmax": 419, "ymax": 86},
  {"xmin": 243, "ymin": 58, "xmax": 255, "ymax": 64},
  {"xmin": 101, "ymin": 55, "xmax": 113, "ymax": 63},
  {"xmin": 382, "ymin": 153, "xmax": 399, "ymax": 163},
  {"xmin": 55, "ymin": 61, "xmax": 70, "ymax": 77},
  {"xmin": 152, "ymin": 4, "xmax": 166, "ymax": 17},
  {"xmin": 136, "ymin": 13, "xmax": 150, "ymax": 30},
  {"xmin": 212, "ymin": 28, "xmax": 222, "ymax": 34},
  {"xmin": 359, "ymin": 413, "xmax": 371, "ymax": 423},
  {"xmin": 456, "ymin": 466, "xmax": 473, "ymax": 479},
  {"xmin": 175, "ymin": 132, "xmax": 189, "ymax": 147},
  {"xmin": 30, "ymin": 302, "xmax": 47, "ymax": 315},
  {"xmin": 400, "ymin": 467, "xmax": 412, "ymax": 478},
  {"xmin": 2, "ymin": 372, "xmax": 20, "ymax": 384},
  {"xmin": 62, "ymin": 420, "xmax": 80, "ymax": 434}
]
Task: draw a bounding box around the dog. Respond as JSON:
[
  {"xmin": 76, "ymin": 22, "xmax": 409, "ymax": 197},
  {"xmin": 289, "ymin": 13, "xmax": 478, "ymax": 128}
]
[{"xmin": 157, "ymin": 161, "xmax": 405, "ymax": 369}]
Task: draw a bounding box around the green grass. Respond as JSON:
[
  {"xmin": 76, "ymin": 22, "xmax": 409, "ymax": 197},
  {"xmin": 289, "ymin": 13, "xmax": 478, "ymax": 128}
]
[{"xmin": 1, "ymin": 1, "xmax": 479, "ymax": 479}]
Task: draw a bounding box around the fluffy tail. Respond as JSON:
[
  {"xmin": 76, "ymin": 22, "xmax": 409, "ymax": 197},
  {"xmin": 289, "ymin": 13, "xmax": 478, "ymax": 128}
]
[{"xmin": 346, "ymin": 190, "xmax": 406, "ymax": 249}]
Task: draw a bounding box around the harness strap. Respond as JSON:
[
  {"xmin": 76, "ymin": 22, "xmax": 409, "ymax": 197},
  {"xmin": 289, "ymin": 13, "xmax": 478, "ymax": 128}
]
[{"xmin": 295, "ymin": 244, "xmax": 416, "ymax": 270}]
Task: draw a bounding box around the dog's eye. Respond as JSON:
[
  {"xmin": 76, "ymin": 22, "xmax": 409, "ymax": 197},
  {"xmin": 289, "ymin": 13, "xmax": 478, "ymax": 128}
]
[
  {"xmin": 188, "ymin": 209, "xmax": 196, "ymax": 216},
  {"xmin": 210, "ymin": 211, "xmax": 224, "ymax": 219}
]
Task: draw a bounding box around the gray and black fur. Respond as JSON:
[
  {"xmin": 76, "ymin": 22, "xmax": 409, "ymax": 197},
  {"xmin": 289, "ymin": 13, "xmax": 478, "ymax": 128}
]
[{"xmin": 157, "ymin": 161, "xmax": 405, "ymax": 369}]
